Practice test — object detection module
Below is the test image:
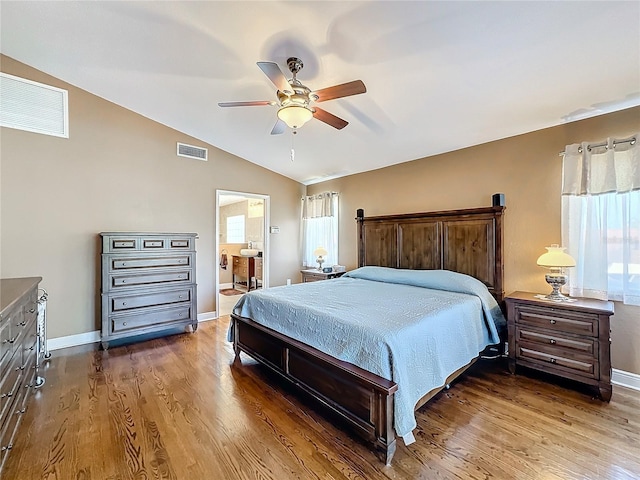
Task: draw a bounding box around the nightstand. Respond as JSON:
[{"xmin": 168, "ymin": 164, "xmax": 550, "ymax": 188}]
[
  {"xmin": 505, "ymin": 291, "xmax": 614, "ymax": 401},
  {"xmin": 300, "ymin": 269, "xmax": 345, "ymax": 282}
]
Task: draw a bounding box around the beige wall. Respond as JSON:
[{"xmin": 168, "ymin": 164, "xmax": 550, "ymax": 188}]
[
  {"xmin": 308, "ymin": 107, "xmax": 640, "ymax": 375},
  {"xmin": 0, "ymin": 55, "xmax": 304, "ymax": 339}
]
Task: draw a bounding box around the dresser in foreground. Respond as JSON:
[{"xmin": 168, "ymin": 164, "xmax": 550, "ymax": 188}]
[
  {"xmin": 506, "ymin": 291, "xmax": 614, "ymax": 401},
  {"xmin": 100, "ymin": 232, "xmax": 198, "ymax": 350},
  {"xmin": 0, "ymin": 277, "xmax": 41, "ymax": 472}
]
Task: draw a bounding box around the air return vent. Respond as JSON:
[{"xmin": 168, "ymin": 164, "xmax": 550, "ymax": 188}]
[
  {"xmin": 177, "ymin": 142, "xmax": 208, "ymax": 161},
  {"xmin": 0, "ymin": 72, "xmax": 69, "ymax": 138}
]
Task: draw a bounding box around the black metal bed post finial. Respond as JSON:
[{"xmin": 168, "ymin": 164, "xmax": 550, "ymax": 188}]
[{"xmin": 356, "ymin": 209, "xmax": 365, "ymax": 267}]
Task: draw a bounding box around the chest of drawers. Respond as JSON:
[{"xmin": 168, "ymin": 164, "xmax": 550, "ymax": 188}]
[
  {"xmin": 100, "ymin": 233, "xmax": 198, "ymax": 349},
  {"xmin": 505, "ymin": 291, "xmax": 614, "ymax": 400},
  {"xmin": 0, "ymin": 277, "xmax": 41, "ymax": 473}
]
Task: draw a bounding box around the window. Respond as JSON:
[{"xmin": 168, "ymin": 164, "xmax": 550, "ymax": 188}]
[
  {"xmin": 561, "ymin": 135, "xmax": 640, "ymax": 305},
  {"xmin": 226, "ymin": 215, "xmax": 245, "ymax": 243},
  {"xmin": 301, "ymin": 192, "xmax": 339, "ymax": 268}
]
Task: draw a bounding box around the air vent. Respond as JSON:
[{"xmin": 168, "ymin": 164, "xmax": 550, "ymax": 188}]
[
  {"xmin": 177, "ymin": 142, "xmax": 208, "ymax": 161},
  {"xmin": 0, "ymin": 72, "xmax": 69, "ymax": 138}
]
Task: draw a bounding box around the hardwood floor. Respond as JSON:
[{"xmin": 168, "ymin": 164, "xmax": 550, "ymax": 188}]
[{"xmin": 4, "ymin": 316, "xmax": 640, "ymax": 480}]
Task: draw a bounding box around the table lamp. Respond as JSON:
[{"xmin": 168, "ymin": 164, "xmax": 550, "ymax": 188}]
[
  {"xmin": 536, "ymin": 244, "xmax": 576, "ymax": 301},
  {"xmin": 313, "ymin": 247, "xmax": 328, "ymax": 271}
]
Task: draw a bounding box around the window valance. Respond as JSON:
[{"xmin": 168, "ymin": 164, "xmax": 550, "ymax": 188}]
[
  {"xmin": 302, "ymin": 192, "xmax": 338, "ymax": 219},
  {"xmin": 562, "ymin": 134, "xmax": 639, "ymax": 196}
]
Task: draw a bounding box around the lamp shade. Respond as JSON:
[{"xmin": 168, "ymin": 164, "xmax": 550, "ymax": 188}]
[
  {"xmin": 313, "ymin": 247, "xmax": 328, "ymax": 257},
  {"xmin": 536, "ymin": 244, "xmax": 576, "ymax": 268},
  {"xmin": 277, "ymin": 105, "xmax": 313, "ymax": 128}
]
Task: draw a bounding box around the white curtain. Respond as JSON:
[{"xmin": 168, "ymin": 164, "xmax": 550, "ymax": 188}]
[
  {"xmin": 301, "ymin": 192, "xmax": 339, "ymax": 268},
  {"xmin": 561, "ymin": 134, "xmax": 640, "ymax": 305}
]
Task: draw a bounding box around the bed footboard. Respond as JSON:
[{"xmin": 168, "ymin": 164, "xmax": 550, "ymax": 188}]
[{"xmin": 231, "ymin": 313, "xmax": 398, "ymax": 464}]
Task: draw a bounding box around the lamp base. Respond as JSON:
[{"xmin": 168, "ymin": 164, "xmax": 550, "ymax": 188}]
[{"xmin": 544, "ymin": 273, "xmax": 571, "ymax": 301}]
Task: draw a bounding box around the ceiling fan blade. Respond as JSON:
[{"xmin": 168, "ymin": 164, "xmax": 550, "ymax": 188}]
[
  {"xmin": 218, "ymin": 101, "xmax": 276, "ymax": 107},
  {"xmin": 257, "ymin": 62, "xmax": 293, "ymax": 95},
  {"xmin": 270, "ymin": 119, "xmax": 286, "ymax": 135},
  {"xmin": 313, "ymin": 80, "xmax": 366, "ymax": 102},
  {"xmin": 312, "ymin": 107, "xmax": 348, "ymax": 130}
]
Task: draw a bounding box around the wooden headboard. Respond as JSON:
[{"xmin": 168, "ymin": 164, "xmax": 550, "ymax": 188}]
[{"xmin": 356, "ymin": 204, "xmax": 505, "ymax": 303}]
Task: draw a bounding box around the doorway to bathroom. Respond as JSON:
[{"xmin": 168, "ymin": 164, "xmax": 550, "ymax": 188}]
[{"xmin": 216, "ymin": 190, "xmax": 270, "ymax": 317}]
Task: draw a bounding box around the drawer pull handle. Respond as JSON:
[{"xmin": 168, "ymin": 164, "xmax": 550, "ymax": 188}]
[
  {"xmin": 122, "ymin": 280, "xmax": 126, "ymax": 283},
  {"xmin": 179, "ymin": 313, "xmax": 183, "ymax": 317},
  {"xmin": 29, "ymin": 308, "xmax": 36, "ymax": 313},
  {"xmin": 550, "ymin": 319, "xmax": 556, "ymax": 324},
  {"xmin": 122, "ymin": 322, "xmax": 127, "ymax": 326},
  {"xmin": 122, "ymin": 262, "xmax": 126, "ymax": 266},
  {"xmin": 1, "ymin": 444, "xmax": 12, "ymax": 451},
  {"xmin": 122, "ymin": 302, "xmax": 127, "ymax": 306},
  {"xmin": 18, "ymin": 321, "xmax": 27, "ymax": 327},
  {"xmin": 549, "ymin": 339, "xmax": 556, "ymax": 344},
  {"xmin": 178, "ymin": 275, "xmax": 183, "ymax": 279},
  {"xmin": 16, "ymin": 408, "xmax": 26, "ymax": 415},
  {"xmin": 550, "ymin": 358, "xmax": 557, "ymax": 364},
  {"xmin": 179, "ymin": 295, "xmax": 183, "ymax": 299}
]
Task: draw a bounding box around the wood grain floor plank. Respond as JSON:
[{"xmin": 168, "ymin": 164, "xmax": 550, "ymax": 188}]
[{"xmin": 3, "ymin": 316, "xmax": 639, "ymax": 480}]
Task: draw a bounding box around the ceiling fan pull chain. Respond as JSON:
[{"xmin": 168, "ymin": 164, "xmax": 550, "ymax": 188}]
[{"xmin": 290, "ymin": 131, "xmax": 295, "ymax": 162}]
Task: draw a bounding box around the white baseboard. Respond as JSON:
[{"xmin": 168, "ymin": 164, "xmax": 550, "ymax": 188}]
[
  {"xmin": 612, "ymin": 368, "xmax": 640, "ymax": 392},
  {"xmin": 197, "ymin": 311, "xmax": 217, "ymax": 322},
  {"xmin": 220, "ymin": 283, "xmax": 233, "ymax": 289},
  {"xmin": 47, "ymin": 330, "xmax": 101, "ymax": 351},
  {"xmin": 47, "ymin": 311, "xmax": 219, "ymax": 351}
]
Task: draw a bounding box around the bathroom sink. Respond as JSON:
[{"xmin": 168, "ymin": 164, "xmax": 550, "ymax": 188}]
[{"xmin": 240, "ymin": 248, "xmax": 259, "ymax": 257}]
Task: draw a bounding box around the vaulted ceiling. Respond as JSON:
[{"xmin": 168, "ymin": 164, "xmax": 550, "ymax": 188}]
[{"xmin": 2, "ymin": 1, "xmax": 638, "ymax": 184}]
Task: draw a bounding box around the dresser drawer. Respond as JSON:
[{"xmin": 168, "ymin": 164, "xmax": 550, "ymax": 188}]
[
  {"xmin": 110, "ymin": 237, "xmax": 138, "ymax": 250},
  {"xmin": 0, "ymin": 368, "xmax": 31, "ymax": 463},
  {"xmin": 109, "ymin": 255, "xmax": 192, "ymax": 271},
  {"xmin": 0, "ymin": 307, "xmax": 25, "ymax": 376},
  {"xmin": 109, "ymin": 269, "xmax": 193, "ymax": 289},
  {"xmin": 169, "ymin": 238, "xmax": 192, "ymax": 249},
  {"xmin": 0, "ymin": 351, "xmax": 23, "ymax": 427},
  {"xmin": 515, "ymin": 305, "xmax": 599, "ymax": 337},
  {"xmin": 109, "ymin": 287, "xmax": 193, "ymax": 313},
  {"xmin": 20, "ymin": 322, "xmax": 38, "ymax": 367},
  {"xmin": 110, "ymin": 305, "xmax": 193, "ymax": 334},
  {"xmin": 0, "ymin": 320, "xmax": 13, "ymax": 376}
]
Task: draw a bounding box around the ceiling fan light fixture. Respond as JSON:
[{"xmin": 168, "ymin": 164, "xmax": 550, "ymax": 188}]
[{"xmin": 277, "ymin": 105, "xmax": 313, "ymax": 129}]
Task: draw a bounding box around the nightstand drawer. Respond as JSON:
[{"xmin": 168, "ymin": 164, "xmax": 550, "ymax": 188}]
[
  {"xmin": 516, "ymin": 305, "xmax": 599, "ymax": 337},
  {"xmin": 518, "ymin": 345, "xmax": 598, "ymax": 378},
  {"xmin": 516, "ymin": 327, "xmax": 596, "ymax": 355}
]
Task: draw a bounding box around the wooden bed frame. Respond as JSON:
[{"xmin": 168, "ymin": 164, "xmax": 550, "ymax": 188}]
[{"xmin": 231, "ymin": 202, "xmax": 505, "ymax": 464}]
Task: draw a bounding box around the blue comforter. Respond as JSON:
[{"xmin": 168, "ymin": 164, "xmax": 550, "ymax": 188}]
[{"xmin": 229, "ymin": 267, "xmax": 505, "ymax": 444}]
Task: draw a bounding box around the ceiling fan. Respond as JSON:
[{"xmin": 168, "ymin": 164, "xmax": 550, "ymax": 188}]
[{"xmin": 218, "ymin": 57, "xmax": 366, "ymax": 134}]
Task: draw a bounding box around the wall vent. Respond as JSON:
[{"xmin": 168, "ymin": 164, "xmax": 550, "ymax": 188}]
[
  {"xmin": 177, "ymin": 142, "xmax": 208, "ymax": 161},
  {"xmin": 0, "ymin": 72, "xmax": 69, "ymax": 138}
]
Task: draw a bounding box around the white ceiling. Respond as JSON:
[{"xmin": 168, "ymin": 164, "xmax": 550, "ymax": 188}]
[{"xmin": 2, "ymin": 1, "xmax": 639, "ymax": 185}]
